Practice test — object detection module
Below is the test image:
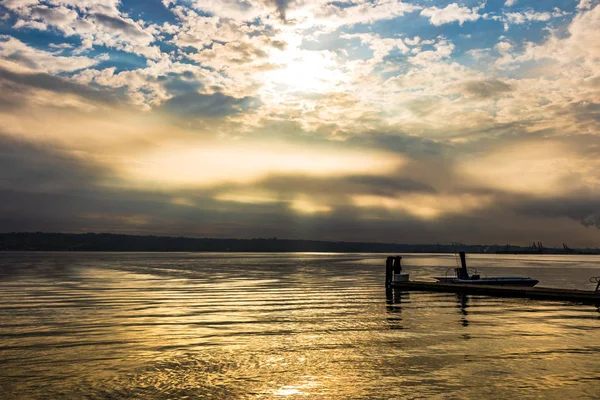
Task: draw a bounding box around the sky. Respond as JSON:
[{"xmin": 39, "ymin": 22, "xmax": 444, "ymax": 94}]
[{"xmin": 0, "ymin": 0, "xmax": 599, "ymax": 246}]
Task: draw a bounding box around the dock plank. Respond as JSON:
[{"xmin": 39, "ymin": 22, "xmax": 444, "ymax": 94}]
[{"xmin": 390, "ymin": 281, "xmax": 600, "ymax": 304}]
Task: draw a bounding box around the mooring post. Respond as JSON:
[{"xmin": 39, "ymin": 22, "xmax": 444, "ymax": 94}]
[
  {"xmin": 458, "ymin": 252, "xmax": 469, "ymax": 279},
  {"xmin": 385, "ymin": 256, "xmax": 393, "ymax": 288},
  {"xmin": 393, "ymin": 256, "xmax": 402, "ymax": 275}
]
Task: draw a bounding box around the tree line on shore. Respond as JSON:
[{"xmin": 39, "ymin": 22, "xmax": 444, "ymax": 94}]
[{"xmin": 1, "ymin": 232, "xmax": 598, "ymax": 254}]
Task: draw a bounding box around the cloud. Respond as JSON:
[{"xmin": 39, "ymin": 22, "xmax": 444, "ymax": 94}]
[
  {"xmin": 72, "ymin": 58, "xmax": 222, "ymax": 108},
  {"xmin": 8, "ymin": 2, "xmax": 162, "ymax": 59},
  {"xmin": 92, "ymin": 13, "xmax": 153, "ymax": 40},
  {"xmin": 0, "ymin": 66, "xmax": 121, "ymax": 105},
  {"xmin": 121, "ymin": 140, "xmax": 405, "ymax": 188},
  {"xmin": 161, "ymin": 72, "xmax": 204, "ymax": 96},
  {"xmin": 0, "ymin": 36, "xmax": 98, "ymax": 73},
  {"xmin": 305, "ymin": 0, "xmax": 421, "ymax": 30},
  {"xmin": 582, "ymin": 213, "xmax": 600, "ymax": 229},
  {"xmin": 180, "ymin": 0, "xmax": 272, "ymax": 22},
  {"xmin": 513, "ymin": 196, "xmax": 600, "ymax": 231},
  {"xmin": 495, "ymin": 6, "xmax": 599, "ymax": 79},
  {"xmin": 0, "ymin": 134, "xmax": 107, "ymax": 193},
  {"xmin": 341, "ymin": 33, "xmax": 410, "ymax": 63},
  {"xmin": 494, "ymin": 41, "xmax": 513, "ymax": 53},
  {"xmin": 12, "ymin": 19, "xmax": 48, "ymax": 30},
  {"xmin": 1, "ymin": 0, "xmax": 38, "ymax": 10},
  {"xmin": 268, "ymin": 0, "xmax": 292, "ymax": 20},
  {"xmin": 420, "ymin": 3, "xmax": 483, "ymax": 26},
  {"xmin": 1, "ymin": 0, "xmax": 600, "ymax": 245},
  {"xmin": 25, "ymin": 4, "xmax": 79, "ymax": 31},
  {"xmin": 503, "ymin": 9, "xmax": 567, "ymax": 25},
  {"xmin": 457, "ymin": 138, "xmax": 600, "ymax": 197},
  {"xmin": 159, "ymin": 91, "xmax": 261, "ymax": 118},
  {"xmin": 461, "ymin": 79, "xmax": 513, "ymax": 99},
  {"xmin": 408, "ymin": 39, "xmax": 455, "ymax": 65}
]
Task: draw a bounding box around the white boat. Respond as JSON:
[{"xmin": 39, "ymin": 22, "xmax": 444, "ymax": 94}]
[
  {"xmin": 434, "ymin": 252, "xmax": 539, "ymax": 287},
  {"xmin": 434, "ymin": 276, "xmax": 539, "ymax": 286}
]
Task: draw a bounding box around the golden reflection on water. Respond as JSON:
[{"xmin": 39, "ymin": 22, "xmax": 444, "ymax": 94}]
[{"xmin": 0, "ymin": 253, "xmax": 599, "ymax": 399}]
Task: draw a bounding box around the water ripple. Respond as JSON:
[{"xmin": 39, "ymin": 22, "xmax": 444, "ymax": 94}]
[{"xmin": 1, "ymin": 252, "xmax": 599, "ymax": 399}]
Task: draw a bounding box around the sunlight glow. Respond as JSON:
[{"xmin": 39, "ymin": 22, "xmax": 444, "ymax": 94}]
[
  {"xmin": 458, "ymin": 141, "xmax": 600, "ymax": 195},
  {"xmin": 121, "ymin": 141, "xmax": 404, "ymax": 188},
  {"xmin": 261, "ymin": 33, "xmax": 347, "ymax": 94},
  {"xmin": 290, "ymin": 197, "xmax": 332, "ymax": 214},
  {"xmin": 352, "ymin": 194, "xmax": 493, "ymax": 219},
  {"xmin": 274, "ymin": 388, "xmax": 302, "ymax": 396},
  {"xmin": 215, "ymin": 190, "xmax": 280, "ymax": 205}
]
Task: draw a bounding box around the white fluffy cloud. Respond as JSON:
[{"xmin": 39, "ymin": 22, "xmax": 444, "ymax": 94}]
[
  {"xmin": 504, "ymin": 8, "xmax": 567, "ymax": 24},
  {"xmin": 294, "ymin": 0, "xmax": 421, "ymax": 30},
  {"xmin": 0, "ymin": 35, "xmax": 98, "ymax": 73},
  {"xmin": 420, "ymin": 3, "xmax": 483, "ymax": 26},
  {"xmin": 498, "ymin": 8, "xmax": 569, "ymax": 30},
  {"xmin": 497, "ymin": 5, "xmax": 599, "ymax": 74},
  {"xmin": 1, "ymin": 0, "xmax": 38, "ymax": 9},
  {"xmin": 8, "ymin": 1, "xmax": 162, "ymax": 59}
]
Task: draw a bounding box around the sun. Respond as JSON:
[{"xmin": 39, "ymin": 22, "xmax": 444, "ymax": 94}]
[{"xmin": 260, "ymin": 33, "xmax": 347, "ymax": 94}]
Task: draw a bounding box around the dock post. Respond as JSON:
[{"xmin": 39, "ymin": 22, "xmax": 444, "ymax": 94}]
[
  {"xmin": 393, "ymin": 256, "xmax": 402, "ymax": 275},
  {"xmin": 458, "ymin": 252, "xmax": 469, "ymax": 279},
  {"xmin": 385, "ymin": 256, "xmax": 393, "ymax": 288}
]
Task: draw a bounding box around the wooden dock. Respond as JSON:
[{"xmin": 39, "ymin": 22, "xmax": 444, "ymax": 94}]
[
  {"xmin": 390, "ymin": 280, "xmax": 600, "ymax": 304},
  {"xmin": 385, "ymin": 255, "xmax": 600, "ymax": 304}
]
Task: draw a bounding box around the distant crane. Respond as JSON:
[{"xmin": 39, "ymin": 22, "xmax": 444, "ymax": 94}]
[{"xmin": 563, "ymin": 243, "xmax": 574, "ymax": 254}]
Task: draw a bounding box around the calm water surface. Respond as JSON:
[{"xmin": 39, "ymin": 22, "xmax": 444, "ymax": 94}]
[{"xmin": 0, "ymin": 252, "xmax": 599, "ymax": 399}]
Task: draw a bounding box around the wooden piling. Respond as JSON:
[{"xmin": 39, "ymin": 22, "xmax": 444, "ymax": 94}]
[
  {"xmin": 393, "ymin": 256, "xmax": 402, "ymax": 275},
  {"xmin": 385, "ymin": 256, "xmax": 393, "ymax": 288}
]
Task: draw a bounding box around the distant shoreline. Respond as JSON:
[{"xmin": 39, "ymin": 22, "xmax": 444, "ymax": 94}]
[{"xmin": 1, "ymin": 232, "xmax": 599, "ymax": 254}]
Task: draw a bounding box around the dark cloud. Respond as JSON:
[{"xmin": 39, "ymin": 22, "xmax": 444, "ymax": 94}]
[
  {"xmin": 346, "ymin": 131, "xmax": 446, "ymax": 156},
  {"xmin": 4, "ymin": 51, "xmax": 40, "ymax": 70},
  {"xmin": 159, "ymin": 72, "xmax": 204, "ymax": 95},
  {"xmin": 250, "ymin": 174, "xmax": 435, "ymax": 198},
  {"xmin": 160, "ymin": 92, "xmax": 261, "ymax": 118},
  {"xmin": 0, "ymin": 134, "xmax": 108, "ymax": 193},
  {"xmin": 267, "ymin": 0, "xmax": 293, "ymax": 20},
  {"xmin": 462, "ymin": 78, "xmax": 512, "ymax": 99},
  {"xmin": 92, "ymin": 13, "xmax": 150, "ymax": 39},
  {"xmin": 0, "ymin": 135, "xmax": 598, "ymax": 246},
  {"xmin": 0, "ymin": 66, "xmax": 121, "ymax": 105},
  {"xmin": 565, "ymin": 101, "xmax": 600, "ymax": 123},
  {"xmin": 582, "ymin": 213, "xmax": 600, "ymax": 229},
  {"xmin": 512, "ymin": 195, "xmax": 600, "ymax": 231},
  {"xmin": 270, "ymin": 40, "xmax": 287, "ymax": 51},
  {"xmin": 228, "ymin": 41, "xmax": 268, "ymax": 63},
  {"xmin": 2, "ymin": 185, "xmax": 598, "ymax": 245}
]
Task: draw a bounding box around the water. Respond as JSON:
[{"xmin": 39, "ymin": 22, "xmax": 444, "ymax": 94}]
[{"xmin": 0, "ymin": 252, "xmax": 599, "ymax": 399}]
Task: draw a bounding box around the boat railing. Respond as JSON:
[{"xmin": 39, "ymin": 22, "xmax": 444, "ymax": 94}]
[
  {"xmin": 591, "ymin": 277, "xmax": 600, "ymax": 292},
  {"xmin": 470, "ymin": 268, "xmax": 483, "ymax": 280},
  {"xmin": 445, "ymin": 268, "xmax": 454, "ymax": 280},
  {"xmin": 444, "ymin": 267, "xmax": 483, "ymax": 280}
]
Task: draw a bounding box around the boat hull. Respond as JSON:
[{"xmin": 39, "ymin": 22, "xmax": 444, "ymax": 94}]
[{"xmin": 434, "ymin": 277, "xmax": 539, "ymax": 287}]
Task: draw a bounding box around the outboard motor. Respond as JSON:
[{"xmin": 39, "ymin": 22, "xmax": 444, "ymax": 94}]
[{"xmin": 455, "ymin": 252, "xmax": 470, "ymax": 280}]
